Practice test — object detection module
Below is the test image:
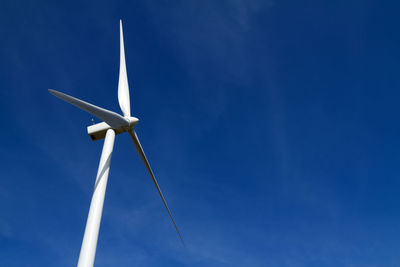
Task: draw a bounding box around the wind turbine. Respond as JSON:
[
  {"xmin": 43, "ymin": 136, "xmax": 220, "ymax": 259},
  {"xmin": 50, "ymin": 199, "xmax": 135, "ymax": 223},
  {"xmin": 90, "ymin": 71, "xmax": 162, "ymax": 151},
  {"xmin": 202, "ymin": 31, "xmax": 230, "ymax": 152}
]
[{"xmin": 49, "ymin": 20, "xmax": 183, "ymax": 267}]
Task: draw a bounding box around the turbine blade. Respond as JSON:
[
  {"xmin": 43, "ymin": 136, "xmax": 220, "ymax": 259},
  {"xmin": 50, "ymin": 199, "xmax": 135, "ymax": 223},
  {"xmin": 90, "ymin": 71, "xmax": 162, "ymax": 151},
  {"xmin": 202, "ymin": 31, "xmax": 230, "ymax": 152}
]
[
  {"xmin": 48, "ymin": 89, "xmax": 129, "ymax": 128},
  {"xmin": 128, "ymin": 129, "xmax": 184, "ymax": 245},
  {"xmin": 118, "ymin": 20, "xmax": 131, "ymax": 117}
]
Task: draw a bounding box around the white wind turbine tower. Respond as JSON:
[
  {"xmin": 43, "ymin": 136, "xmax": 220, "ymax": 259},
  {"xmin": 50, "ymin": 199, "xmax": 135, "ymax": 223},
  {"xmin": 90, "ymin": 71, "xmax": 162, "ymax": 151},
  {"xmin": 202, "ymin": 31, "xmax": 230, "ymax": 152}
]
[{"xmin": 49, "ymin": 20, "xmax": 183, "ymax": 267}]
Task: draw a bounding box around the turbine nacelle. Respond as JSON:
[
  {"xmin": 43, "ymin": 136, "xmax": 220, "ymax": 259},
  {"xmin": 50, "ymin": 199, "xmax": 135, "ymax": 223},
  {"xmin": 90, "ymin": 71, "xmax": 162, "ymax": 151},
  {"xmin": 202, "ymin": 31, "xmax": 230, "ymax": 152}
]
[{"xmin": 88, "ymin": 116, "xmax": 139, "ymax": 141}]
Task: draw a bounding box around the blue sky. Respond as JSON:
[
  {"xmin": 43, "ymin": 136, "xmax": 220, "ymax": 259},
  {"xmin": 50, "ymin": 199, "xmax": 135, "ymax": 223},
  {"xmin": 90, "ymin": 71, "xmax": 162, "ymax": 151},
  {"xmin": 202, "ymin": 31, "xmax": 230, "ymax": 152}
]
[{"xmin": 1, "ymin": 0, "xmax": 400, "ymax": 266}]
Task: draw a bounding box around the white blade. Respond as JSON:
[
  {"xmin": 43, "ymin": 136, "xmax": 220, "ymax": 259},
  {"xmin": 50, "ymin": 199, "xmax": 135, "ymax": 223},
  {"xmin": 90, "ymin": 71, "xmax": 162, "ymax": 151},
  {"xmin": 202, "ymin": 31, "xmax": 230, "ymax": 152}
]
[
  {"xmin": 49, "ymin": 89, "xmax": 129, "ymax": 128},
  {"xmin": 118, "ymin": 20, "xmax": 131, "ymax": 117},
  {"xmin": 128, "ymin": 129, "xmax": 184, "ymax": 245}
]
